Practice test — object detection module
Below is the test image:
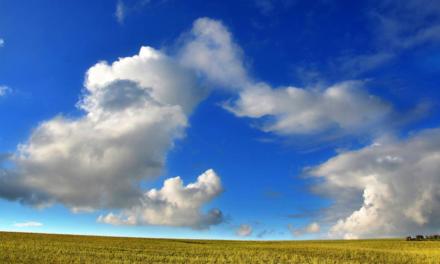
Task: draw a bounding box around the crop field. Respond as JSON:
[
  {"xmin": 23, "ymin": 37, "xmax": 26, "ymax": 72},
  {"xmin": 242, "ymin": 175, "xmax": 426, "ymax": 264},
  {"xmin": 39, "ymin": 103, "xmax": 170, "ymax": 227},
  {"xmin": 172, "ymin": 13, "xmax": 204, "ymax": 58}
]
[{"xmin": 1, "ymin": 232, "xmax": 440, "ymax": 263}]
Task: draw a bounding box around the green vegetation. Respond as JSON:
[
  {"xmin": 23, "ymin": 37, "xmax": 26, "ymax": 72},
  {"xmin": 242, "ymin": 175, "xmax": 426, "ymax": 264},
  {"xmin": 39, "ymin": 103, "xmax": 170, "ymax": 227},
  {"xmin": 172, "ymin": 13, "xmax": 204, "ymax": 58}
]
[{"xmin": 1, "ymin": 232, "xmax": 440, "ymax": 263}]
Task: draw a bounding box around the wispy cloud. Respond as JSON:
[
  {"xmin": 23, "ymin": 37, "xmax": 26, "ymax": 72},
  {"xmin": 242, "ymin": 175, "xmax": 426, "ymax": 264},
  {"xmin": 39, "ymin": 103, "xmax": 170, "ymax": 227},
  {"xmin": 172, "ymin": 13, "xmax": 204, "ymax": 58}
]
[
  {"xmin": 115, "ymin": 0, "xmax": 151, "ymax": 24},
  {"xmin": 336, "ymin": 0, "xmax": 440, "ymax": 76},
  {"xmin": 13, "ymin": 221, "xmax": 43, "ymax": 227},
  {"xmin": 0, "ymin": 85, "xmax": 10, "ymax": 96},
  {"xmin": 0, "ymin": 38, "xmax": 4, "ymax": 47},
  {"xmin": 115, "ymin": 0, "xmax": 126, "ymax": 24}
]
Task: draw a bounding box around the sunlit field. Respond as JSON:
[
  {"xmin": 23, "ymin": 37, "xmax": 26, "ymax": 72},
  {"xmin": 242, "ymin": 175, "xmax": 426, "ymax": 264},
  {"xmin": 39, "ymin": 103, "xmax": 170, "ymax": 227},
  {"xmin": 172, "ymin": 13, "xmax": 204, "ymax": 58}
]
[{"xmin": 1, "ymin": 232, "xmax": 440, "ymax": 263}]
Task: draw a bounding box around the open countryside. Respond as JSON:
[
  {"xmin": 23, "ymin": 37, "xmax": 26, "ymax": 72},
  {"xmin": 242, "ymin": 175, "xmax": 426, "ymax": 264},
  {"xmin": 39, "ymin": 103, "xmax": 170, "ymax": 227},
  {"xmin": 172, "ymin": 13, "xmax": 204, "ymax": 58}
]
[{"xmin": 1, "ymin": 232, "xmax": 440, "ymax": 263}]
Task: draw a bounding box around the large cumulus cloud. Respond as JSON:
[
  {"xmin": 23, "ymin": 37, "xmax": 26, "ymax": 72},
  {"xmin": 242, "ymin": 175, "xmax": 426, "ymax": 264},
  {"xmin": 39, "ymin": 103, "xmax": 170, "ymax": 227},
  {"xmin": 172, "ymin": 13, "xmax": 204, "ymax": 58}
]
[
  {"xmin": 0, "ymin": 46, "xmax": 223, "ymax": 228},
  {"xmin": 309, "ymin": 129, "xmax": 440, "ymax": 239}
]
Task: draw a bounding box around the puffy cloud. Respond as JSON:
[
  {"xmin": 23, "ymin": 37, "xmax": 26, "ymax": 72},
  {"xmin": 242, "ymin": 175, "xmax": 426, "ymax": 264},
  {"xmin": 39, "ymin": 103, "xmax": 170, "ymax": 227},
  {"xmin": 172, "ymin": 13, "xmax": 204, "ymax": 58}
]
[
  {"xmin": 236, "ymin": 224, "xmax": 253, "ymax": 237},
  {"xmin": 309, "ymin": 128, "xmax": 440, "ymax": 239},
  {"xmin": 225, "ymin": 81, "xmax": 393, "ymax": 136},
  {"xmin": 13, "ymin": 221, "xmax": 43, "ymax": 227},
  {"xmin": 98, "ymin": 169, "xmax": 223, "ymax": 229},
  {"xmin": 0, "ymin": 38, "xmax": 4, "ymax": 48},
  {"xmin": 180, "ymin": 18, "xmax": 397, "ymax": 138},
  {"xmin": 86, "ymin": 46, "xmax": 204, "ymax": 114},
  {"xmin": 288, "ymin": 222, "xmax": 320, "ymax": 237},
  {"xmin": 0, "ymin": 47, "xmax": 215, "ymax": 217},
  {"xmin": 0, "ymin": 85, "xmax": 10, "ymax": 96}
]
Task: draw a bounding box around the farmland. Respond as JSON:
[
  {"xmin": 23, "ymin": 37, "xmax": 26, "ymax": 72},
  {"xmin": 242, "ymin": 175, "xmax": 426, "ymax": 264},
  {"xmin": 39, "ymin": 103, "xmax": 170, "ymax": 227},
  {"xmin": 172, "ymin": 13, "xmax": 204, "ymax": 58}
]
[{"xmin": 1, "ymin": 232, "xmax": 440, "ymax": 263}]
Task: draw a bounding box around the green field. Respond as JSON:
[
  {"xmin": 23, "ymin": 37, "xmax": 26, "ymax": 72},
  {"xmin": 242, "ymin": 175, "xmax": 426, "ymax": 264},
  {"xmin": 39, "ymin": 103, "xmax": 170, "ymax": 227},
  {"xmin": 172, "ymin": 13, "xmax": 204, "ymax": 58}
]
[{"xmin": 1, "ymin": 232, "xmax": 440, "ymax": 263}]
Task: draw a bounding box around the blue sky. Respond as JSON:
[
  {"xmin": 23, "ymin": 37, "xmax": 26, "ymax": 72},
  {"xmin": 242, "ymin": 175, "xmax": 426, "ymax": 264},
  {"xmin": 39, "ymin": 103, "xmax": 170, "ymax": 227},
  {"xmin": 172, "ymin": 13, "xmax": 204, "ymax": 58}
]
[{"xmin": 1, "ymin": 0, "xmax": 440, "ymax": 240}]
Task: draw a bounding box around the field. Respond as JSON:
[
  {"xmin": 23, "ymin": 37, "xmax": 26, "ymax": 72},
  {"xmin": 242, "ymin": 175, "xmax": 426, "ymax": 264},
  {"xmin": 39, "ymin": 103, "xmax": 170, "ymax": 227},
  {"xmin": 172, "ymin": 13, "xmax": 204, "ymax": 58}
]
[{"xmin": 1, "ymin": 232, "xmax": 440, "ymax": 263}]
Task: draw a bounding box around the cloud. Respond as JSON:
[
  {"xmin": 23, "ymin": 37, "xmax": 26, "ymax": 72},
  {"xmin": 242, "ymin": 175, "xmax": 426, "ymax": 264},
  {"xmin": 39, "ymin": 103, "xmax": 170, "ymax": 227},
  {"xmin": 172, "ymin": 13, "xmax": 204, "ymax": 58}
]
[
  {"xmin": 86, "ymin": 47, "xmax": 204, "ymax": 114},
  {"xmin": 337, "ymin": 0, "xmax": 440, "ymax": 75},
  {"xmin": 179, "ymin": 18, "xmax": 251, "ymax": 90},
  {"xmin": 115, "ymin": 0, "xmax": 126, "ymax": 24},
  {"xmin": 180, "ymin": 18, "xmax": 398, "ymax": 139},
  {"xmin": 288, "ymin": 222, "xmax": 320, "ymax": 237},
  {"xmin": 0, "ymin": 46, "xmax": 212, "ymax": 215},
  {"xmin": 0, "ymin": 38, "xmax": 4, "ymax": 47},
  {"xmin": 309, "ymin": 128, "xmax": 440, "ymax": 239},
  {"xmin": 225, "ymin": 81, "xmax": 394, "ymax": 136},
  {"xmin": 98, "ymin": 169, "xmax": 223, "ymax": 229},
  {"xmin": 0, "ymin": 45, "xmax": 222, "ymax": 228},
  {"xmin": 338, "ymin": 52, "xmax": 396, "ymax": 77},
  {"xmin": 372, "ymin": 0, "xmax": 440, "ymax": 50},
  {"xmin": 236, "ymin": 224, "xmax": 253, "ymax": 237},
  {"xmin": 115, "ymin": 0, "xmax": 150, "ymax": 24},
  {"xmin": 0, "ymin": 86, "xmax": 10, "ymax": 96},
  {"xmin": 13, "ymin": 221, "xmax": 43, "ymax": 227}
]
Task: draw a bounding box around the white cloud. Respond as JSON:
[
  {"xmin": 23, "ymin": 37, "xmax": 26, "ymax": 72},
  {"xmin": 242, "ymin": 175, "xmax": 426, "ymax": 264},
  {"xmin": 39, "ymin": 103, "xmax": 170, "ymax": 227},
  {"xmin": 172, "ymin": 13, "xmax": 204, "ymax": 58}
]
[
  {"xmin": 0, "ymin": 45, "xmax": 222, "ymax": 228},
  {"xmin": 225, "ymin": 81, "xmax": 393, "ymax": 136},
  {"xmin": 115, "ymin": 0, "xmax": 126, "ymax": 24},
  {"xmin": 115, "ymin": 0, "xmax": 150, "ymax": 24},
  {"xmin": 0, "ymin": 46, "xmax": 217, "ymax": 220},
  {"xmin": 13, "ymin": 221, "xmax": 43, "ymax": 227},
  {"xmin": 180, "ymin": 18, "xmax": 397, "ymax": 138},
  {"xmin": 236, "ymin": 224, "xmax": 253, "ymax": 237},
  {"xmin": 179, "ymin": 18, "xmax": 251, "ymax": 90},
  {"xmin": 0, "ymin": 38, "xmax": 4, "ymax": 47},
  {"xmin": 98, "ymin": 169, "xmax": 223, "ymax": 229},
  {"xmin": 305, "ymin": 222, "xmax": 320, "ymax": 233},
  {"xmin": 87, "ymin": 46, "xmax": 204, "ymax": 114},
  {"xmin": 0, "ymin": 86, "xmax": 10, "ymax": 96},
  {"xmin": 309, "ymin": 128, "xmax": 440, "ymax": 239},
  {"xmin": 288, "ymin": 222, "xmax": 320, "ymax": 237}
]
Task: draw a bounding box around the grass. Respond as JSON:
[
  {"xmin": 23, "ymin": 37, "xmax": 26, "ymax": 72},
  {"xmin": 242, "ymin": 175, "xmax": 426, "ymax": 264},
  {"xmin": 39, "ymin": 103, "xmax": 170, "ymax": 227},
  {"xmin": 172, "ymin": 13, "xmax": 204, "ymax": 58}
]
[{"xmin": 1, "ymin": 232, "xmax": 440, "ymax": 263}]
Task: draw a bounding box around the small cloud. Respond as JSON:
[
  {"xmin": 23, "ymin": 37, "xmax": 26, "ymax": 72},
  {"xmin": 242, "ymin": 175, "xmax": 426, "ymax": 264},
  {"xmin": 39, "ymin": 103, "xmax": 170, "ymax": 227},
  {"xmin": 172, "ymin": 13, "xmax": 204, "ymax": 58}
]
[
  {"xmin": 305, "ymin": 222, "xmax": 320, "ymax": 233},
  {"xmin": 14, "ymin": 221, "xmax": 43, "ymax": 227},
  {"xmin": 288, "ymin": 222, "xmax": 320, "ymax": 237},
  {"xmin": 236, "ymin": 224, "xmax": 253, "ymax": 237},
  {"xmin": 0, "ymin": 38, "xmax": 4, "ymax": 47},
  {"xmin": 115, "ymin": 0, "xmax": 126, "ymax": 24},
  {"xmin": 115, "ymin": 0, "xmax": 150, "ymax": 24},
  {"xmin": 0, "ymin": 85, "xmax": 11, "ymax": 96}
]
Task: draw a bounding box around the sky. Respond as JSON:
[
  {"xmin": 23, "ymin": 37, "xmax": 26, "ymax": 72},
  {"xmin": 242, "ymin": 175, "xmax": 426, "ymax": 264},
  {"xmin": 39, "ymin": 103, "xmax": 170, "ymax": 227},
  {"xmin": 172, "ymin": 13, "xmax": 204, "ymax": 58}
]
[{"xmin": 0, "ymin": 0, "xmax": 440, "ymax": 240}]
